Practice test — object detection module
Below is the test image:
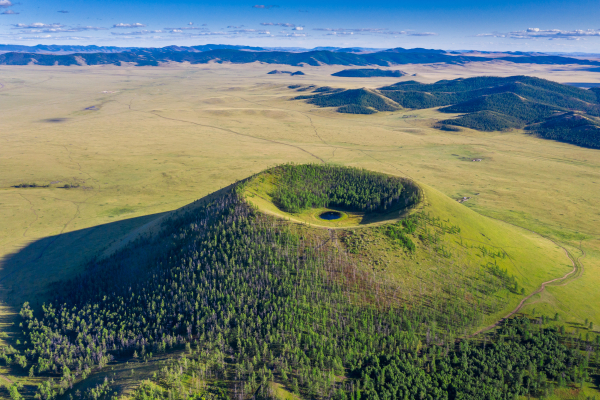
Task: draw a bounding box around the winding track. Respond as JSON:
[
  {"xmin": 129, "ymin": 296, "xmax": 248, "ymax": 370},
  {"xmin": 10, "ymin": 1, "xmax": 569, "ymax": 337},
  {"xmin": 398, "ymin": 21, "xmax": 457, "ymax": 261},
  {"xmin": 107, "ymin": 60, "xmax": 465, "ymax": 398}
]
[
  {"xmin": 124, "ymin": 99, "xmax": 326, "ymax": 164},
  {"xmin": 468, "ymin": 221, "xmax": 585, "ymax": 338}
]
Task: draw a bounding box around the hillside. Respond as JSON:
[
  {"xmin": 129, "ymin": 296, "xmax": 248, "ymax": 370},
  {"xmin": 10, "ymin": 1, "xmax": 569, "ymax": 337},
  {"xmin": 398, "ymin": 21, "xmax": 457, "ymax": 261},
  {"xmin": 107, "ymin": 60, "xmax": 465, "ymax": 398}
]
[
  {"xmin": 526, "ymin": 112, "xmax": 600, "ymax": 148},
  {"xmin": 0, "ymin": 164, "xmax": 585, "ymax": 400},
  {"xmin": 293, "ymin": 76, "xmax": 600, "ymax": 148},
  {"xmin": 439, "ymin": 110, "xmax": 525, "ymax": 131},
  {"xmin": 331, "ymin": 69, "xmax": 406, "ymax": 78},
  {"xmin": 298, "ymin": 88, "xmax": 401, "ymax": 114}
]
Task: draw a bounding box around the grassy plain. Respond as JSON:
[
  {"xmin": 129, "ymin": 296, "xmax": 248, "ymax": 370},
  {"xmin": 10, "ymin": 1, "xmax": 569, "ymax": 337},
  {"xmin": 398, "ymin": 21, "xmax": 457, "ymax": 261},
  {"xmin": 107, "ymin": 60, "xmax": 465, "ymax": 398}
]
[{"xmin": 0, "ymin": 62, "xmax": 600, "ymax": 396}]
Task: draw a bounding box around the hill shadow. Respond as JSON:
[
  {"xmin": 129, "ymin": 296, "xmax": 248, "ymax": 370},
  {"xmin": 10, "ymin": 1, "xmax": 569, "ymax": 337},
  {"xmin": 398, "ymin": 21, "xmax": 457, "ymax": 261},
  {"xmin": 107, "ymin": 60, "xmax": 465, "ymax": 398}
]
[
  {"xmin": 0, "ymin": 184, "xmax": 237, "ymax": 314},
  {"xmin": 0, "ymin": 211, "xmax": 168, "ymax": 313}
]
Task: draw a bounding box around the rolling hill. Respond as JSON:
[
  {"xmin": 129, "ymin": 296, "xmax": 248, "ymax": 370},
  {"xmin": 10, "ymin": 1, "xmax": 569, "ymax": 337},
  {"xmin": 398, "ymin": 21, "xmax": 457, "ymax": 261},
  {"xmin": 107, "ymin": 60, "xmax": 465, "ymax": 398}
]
[
  {"xmin": 293, "ymin": 76, "xmax": 600, "ymax": 148},
  {"xmin": 1, "ymin": 164, "xmax": 585, "ymax": 400},
  {"xmin": 298, "ymin": 88, "xmax": 401, "ymax": 114},
  {"xmin": 331, "ymin": 69, "xmax": 406, "ymax": 78}
]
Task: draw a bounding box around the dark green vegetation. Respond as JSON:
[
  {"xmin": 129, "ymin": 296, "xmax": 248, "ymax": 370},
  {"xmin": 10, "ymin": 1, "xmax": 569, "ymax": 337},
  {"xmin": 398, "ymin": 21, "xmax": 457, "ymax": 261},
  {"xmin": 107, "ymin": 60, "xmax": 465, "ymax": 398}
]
[
  {"xmin": 267, "ymin": 70, "xmax": 305, "ymax": 76},
  {"xmin": 120, "ymin": 318, "xmax": 599, "ymax": 400},
  {"xmin": 295, "ymin": 76, "xmax": 600, "ymax": 148},
  {"xmin": 360, "ymin": 318, "xmax": 592, "ymax": 400},
  {"xmin": 331, "ymin": 69, "xmax": 406, "ymax": 78},
  {"xmin": 3, "ymin": 49, "xmax": 600, "ymax": 67},
  {"xmin": 297, "ymin": 89, "xmax": 400, "ymax": 114},
  {"xmin": 526, "ymin": 112, "xmax": 600, "ymax": 149},
  {"xmin": 271, "ymin": 164, "xmax": 419, "ymax": 213},
  {"xmin": 1, "ymin": 166, "xmax": 596, "ymax": 400},
  {"xmin": 439, "ymin": 111, "xmax": 525, "ymax": 132}
]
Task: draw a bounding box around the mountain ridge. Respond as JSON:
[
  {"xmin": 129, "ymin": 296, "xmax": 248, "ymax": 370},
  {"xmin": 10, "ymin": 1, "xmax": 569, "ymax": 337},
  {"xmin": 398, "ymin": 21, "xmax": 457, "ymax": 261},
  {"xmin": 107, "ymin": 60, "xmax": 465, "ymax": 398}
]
[{"xmin": 2, "ymin": 47, "xmax": 600, "ymax": 67}]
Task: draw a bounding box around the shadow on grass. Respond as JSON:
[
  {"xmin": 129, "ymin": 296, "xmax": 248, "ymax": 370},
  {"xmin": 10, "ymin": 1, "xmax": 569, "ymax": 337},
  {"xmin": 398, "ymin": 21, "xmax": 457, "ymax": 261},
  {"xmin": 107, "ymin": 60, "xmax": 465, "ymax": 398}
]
[{"xmin": 0, "ymin": 212, "xmax": 169, "ymax": 313}]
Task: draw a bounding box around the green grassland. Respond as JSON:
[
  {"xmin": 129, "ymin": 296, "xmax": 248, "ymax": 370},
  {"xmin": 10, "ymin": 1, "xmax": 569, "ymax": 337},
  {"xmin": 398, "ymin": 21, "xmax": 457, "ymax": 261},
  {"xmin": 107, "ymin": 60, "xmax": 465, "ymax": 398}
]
[{"xmin": 0, "ymin": 63, "xmax": 600, "ymax": 399}]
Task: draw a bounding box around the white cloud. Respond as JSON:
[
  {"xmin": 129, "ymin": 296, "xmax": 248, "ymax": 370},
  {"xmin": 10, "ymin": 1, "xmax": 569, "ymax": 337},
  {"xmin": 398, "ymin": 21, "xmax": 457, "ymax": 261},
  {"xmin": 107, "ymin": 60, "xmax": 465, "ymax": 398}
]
[
  {"xmin": 261, "ymin": 22, "xmax": 295, "ymax": 27},
  {"xmin": 313, "ymin": 27, "xmax": 436, "ymax": 37},
  {"xmin": 408, "ymin": 32, "xmax": 438, "ymax": 36},
  {"xmin": 1, "ymin": 9, "xmax": 17, "ymax": 14},
  {"xmin": 13, "ymin": 34, "xmax": 91, "ymax": 41},
  {"xmin": 252, "ymin": 5, "xmax": 279, "ymax": 9},
  {"xmin": 16, "ymin": 26, "xmax": 107, "ymax": 33},
  {"xmin": 13, "ymin": 23, "xmax": 64, "ymax": 29},
  {"xmin": 227, "ymin": 28, "xmax": 272, "ymax": 35},
  {"xmin": 166, "ymin": 31, "xmax": 229, "ymax": 36},
  {"xmin": 0, "ymin": 0, "xmax": 12, "ymax": 8},
  {"xmin": 164, "ymin": 26, "xmax": 207, "ymax": 31},
  {"xmin": 111, "ymin": 30, "xmax": 163, "ymax": 36},
  {"xmin": 75, "ymin": 26, "xmax": 107, "ymax": 31},
  {"xmin": 113, "ymin": 23, "xmax": 146, "ymax": 28},
  {"xmin": 276, "ymin": 32, "xmax": 306, "ymax": 37},
  {"xmin": 313, "ymin": 28, "xmax": 386, "ymax": 32},
  {"xmin": 477, "ymin": 28, "xmax": 600, "ymax": 40}
]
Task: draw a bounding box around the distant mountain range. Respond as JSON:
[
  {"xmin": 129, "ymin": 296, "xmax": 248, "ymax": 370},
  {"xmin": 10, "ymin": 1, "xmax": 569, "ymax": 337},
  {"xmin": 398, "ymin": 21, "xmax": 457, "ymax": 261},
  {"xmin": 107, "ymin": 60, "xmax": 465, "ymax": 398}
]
[{"xmin": 1, "ymin": 45, "xmax": 600, "ymax": 67}]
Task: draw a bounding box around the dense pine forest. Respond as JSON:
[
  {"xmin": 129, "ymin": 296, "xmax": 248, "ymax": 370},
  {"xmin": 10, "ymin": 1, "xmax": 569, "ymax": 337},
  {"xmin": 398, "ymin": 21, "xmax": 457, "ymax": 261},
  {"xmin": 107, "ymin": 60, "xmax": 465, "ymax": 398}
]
[
  {"xmin": 292, "ymin": 76, "xmax": 600, "ymax": 148},
  {"xmin": 1, "ymin": 166, "xmax": 597, "ymax": 400},
  {"xmin": 271, "ymin": 164, "xmax": 419, "ymax": 213}
]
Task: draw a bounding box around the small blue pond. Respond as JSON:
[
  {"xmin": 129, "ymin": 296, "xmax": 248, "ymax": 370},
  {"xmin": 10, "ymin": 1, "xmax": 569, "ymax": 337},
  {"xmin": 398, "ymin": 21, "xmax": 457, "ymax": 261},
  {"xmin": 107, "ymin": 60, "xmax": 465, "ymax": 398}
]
[{"xmin": 320, "ymin": 211, "xmax": 342, "ymax": 220}]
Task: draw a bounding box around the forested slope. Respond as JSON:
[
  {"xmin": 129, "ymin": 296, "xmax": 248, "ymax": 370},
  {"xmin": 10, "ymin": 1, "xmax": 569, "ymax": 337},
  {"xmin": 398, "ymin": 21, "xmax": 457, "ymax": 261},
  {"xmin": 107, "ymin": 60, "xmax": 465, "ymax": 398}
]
[{"xmin": 298, "ymin": 88, "xmax": 400, "ymax": 114}]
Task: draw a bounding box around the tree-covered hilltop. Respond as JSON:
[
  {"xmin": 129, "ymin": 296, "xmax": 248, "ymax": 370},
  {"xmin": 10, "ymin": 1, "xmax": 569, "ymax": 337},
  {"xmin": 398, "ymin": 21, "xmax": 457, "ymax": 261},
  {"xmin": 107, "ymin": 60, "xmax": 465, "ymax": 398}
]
[
  {"xmin": 297, "ymin": 88, "xmax": 400, "ymax": 114},
  {"xmin": 293, "ymin": 76, "xmax": 600, "ymax": 148},
  {"xmin": 439, "ymin": 92, "xmax": 559, "ymax": 123},
  {"xmin": 271, "ymin": 164, "xmax": 419, "ymax": 213},
  {"xmin": 526, "ymin": 112, "xmax": 600, "ymax": 149},
  {"xmin": 591, "ymin": 87, "xmax": 600, "ymax": 103},
  {"xmin": 332, "ymin": 69, "xmax": 406, "ymax": 78},
  {"xmin": 2, "ymin": 166, "xmax": 597, "ymax": 399},
  {"xmin": 378, "ymin": 76, "xmax": 599, "ymax": 113},
  {"xmin": 439, "ymin": 110, "xmax": 525, "ymax": 132}
]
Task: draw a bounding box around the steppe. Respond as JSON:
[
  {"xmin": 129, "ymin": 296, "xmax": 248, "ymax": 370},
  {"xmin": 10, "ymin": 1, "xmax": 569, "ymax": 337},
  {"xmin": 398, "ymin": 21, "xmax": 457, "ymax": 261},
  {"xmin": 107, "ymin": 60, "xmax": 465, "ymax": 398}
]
[{"xmin": 1, "ymin": 59, "xmax": 600, "ymax": 338}]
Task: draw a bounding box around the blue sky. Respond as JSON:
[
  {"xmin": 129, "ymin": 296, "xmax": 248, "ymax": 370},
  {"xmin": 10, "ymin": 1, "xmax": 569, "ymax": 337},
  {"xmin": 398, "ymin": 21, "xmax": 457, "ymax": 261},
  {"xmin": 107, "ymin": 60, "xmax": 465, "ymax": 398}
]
[{"xmin": 1, "ymin": 0, "xmax": 600, "ymax": 52}]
